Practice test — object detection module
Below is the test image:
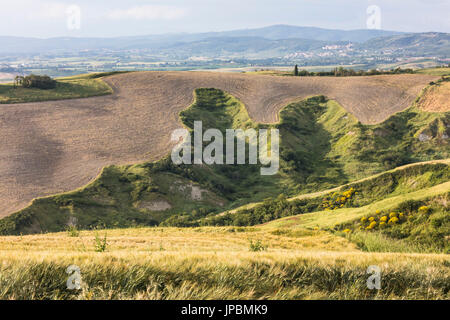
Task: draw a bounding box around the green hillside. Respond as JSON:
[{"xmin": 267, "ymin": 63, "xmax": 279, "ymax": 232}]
[
  {"xmin": 205, "ymin": 160, "xmax": 449, "ymax": 223},
  {"xmin": 0, "ymin": 88, "xmax": 448, "ymax": 235},
  {"xmin": 0, "ymin": 72, "xmax": 127, "ymax": 104},
  {"xmin": 262, "ymin": 181, "xmax": 449, "ymax": 253}
]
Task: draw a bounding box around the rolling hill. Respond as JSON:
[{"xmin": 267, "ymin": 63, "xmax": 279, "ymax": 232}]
[
  {"xmin": 0, "ymin": 69, "xmax": 448, "ymax": 301},
  {"xmin": 360, "ymin": 32, "xmax": 450, "ymax": 57},
  {"xmin": 0, "ymin": 72, "xmax": 438, "ymax": 218},
  {"xmin": 0, "ymin": 75, "xmax": 448, "ymax": 235}
]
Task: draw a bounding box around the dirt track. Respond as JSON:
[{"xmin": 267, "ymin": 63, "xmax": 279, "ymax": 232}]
[{"xmin": 0, "ymin": 71, "xmax": 438, "ymax": 217}]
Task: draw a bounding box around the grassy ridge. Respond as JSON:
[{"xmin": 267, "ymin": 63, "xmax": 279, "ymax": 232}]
[
  {"xmin": 0, "ymin": 88, "xmax": 448, "ymax": 235},
  {"xmin": 228, "ymin": 159, "xmax": 450, "ymax": 212},
  {"xmin": 0, "ymin": 72, "xmax": 125, "ymax": 104},
  {"xmin": 262, "ymin": 185, "xmax": 449, "ymax": 253},
  {"xmin": 415, "ymin": 67, "xmax": 450, "ymax": 76},
  {"xmin": 205, "ymin": 161, "xmax": 449, "ymax": 225},
  {"xmin": 264, "ymin": 183, "xmax": 449, "ymax": 230}
]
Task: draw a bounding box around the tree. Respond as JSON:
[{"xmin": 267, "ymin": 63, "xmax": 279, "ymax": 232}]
[
  {"xmin": 298, "ymin": 70, "xmax": 309, "ymax": 76},
  {"xmin": 13, "ymin": 76, "xmax": 24, "ymax": 89},
  {"xmin": 294, "ymin": 65, "xmax": 299, "ymax": 76},
  {"xmin": 19, "ymin": 74, "xmax": 56, "ymax": 89}
]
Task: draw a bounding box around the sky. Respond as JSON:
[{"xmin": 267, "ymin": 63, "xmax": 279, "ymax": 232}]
[{"xmin": 1, "ymin": 0, "xmax": 449, "ymax": 38}]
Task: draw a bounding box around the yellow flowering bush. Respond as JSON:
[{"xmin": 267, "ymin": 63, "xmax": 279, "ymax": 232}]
[
  {"xmin": 388, "ymin": 217, "xmax": 399, "ymax": 224},
  {"xmin": 321, "ymin": 188, "xmax": 357, "ymax": 210},
  {"xmin": 418, "ymin": 206, "xmax": 430, "ymax": 214},
  {"xmin": 366, "ymin": 221, "xmax": 377, "ymax": 230},
  {"xmin": 358, "ymin": 209, "xmax": 408, "ymax": 231},
  {"xmin": 342, "ymin": 188, "xmax": 355, "ymax": 198}
]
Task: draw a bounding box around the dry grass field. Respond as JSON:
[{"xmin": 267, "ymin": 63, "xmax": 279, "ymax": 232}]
[
  {"xmin": 0, "ymin": 71, "xmax": 439, "ymax": 217},
  {"xmin": 0, "ymin": 226, "xmax": 448, "ymax": 299}
]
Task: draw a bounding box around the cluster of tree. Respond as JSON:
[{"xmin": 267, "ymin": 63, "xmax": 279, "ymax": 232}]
[
  {"xmin": 14, "ymin": 74, "xmax": 57, "ymax": 89},
  {"xmin": 293, "ymin": 65, "xmax": 414, "ymax": 77}
]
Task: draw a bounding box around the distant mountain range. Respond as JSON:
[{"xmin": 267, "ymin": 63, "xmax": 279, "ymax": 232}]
[
  {"xmin": 174, "ymin": 25, "xmax": 402, "ymax": 42},
  {"xmin": 0, "ymin": 25, "xmax": 448, "ymax": 59}
]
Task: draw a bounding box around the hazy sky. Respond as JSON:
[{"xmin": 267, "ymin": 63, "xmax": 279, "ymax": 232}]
[{"xmin": 2, "ymin": 0, "xmax": 449, "ymax": 38}]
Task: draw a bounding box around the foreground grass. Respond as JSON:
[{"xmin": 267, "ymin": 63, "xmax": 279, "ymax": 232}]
[
  {"xmin": 0, "ymin": 227, "xmax": 448, "ymax": 299},
  {"xmin": 0, "ymin": 72, "xmax": 123, "ymax": 104}
]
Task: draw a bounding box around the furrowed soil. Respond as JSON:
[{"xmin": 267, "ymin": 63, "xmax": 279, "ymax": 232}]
[{"xmin": 0, "ymin": 71, "xmax": 439, "ymax": 217}]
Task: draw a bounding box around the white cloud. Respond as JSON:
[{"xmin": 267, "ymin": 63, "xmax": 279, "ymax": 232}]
[
  {"xmin": 107, "ymin": 5, "xmax": 186, "ymax": 20},
  {"xmin": 38, "ymin": 2, "xmax": 67, "ymax": 18},
  {"xmin": 22, "ymin": 1, "xmax": 68, "ymax": 20},
  {"xmin": 0, "ymin": 1, "xmax": 68, "ymax": 20}
]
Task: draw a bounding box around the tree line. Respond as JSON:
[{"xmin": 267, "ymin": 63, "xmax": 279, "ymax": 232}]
[{"xmin": 293, "ymin": 65, "xmax": 414, "ymax": 77}]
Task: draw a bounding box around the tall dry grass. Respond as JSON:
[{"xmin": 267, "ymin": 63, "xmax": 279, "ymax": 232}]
[{"xmin": 0, "ymin": 226, "xmax": 448, "ymax": 299}]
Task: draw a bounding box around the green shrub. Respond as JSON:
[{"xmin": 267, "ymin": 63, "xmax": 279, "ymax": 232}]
[
  {"xmin": 66, "ymin": 225, "xmax": 80, "ymax": 237},
  {"xmin": 249, "ymin": 239, "xmax": 267, "ymax": 252},
  {"xmin": 94, "ymin": 232, "xmax": 108, "ymax": 252},
  {"xmin": 17, "ymin": 74, "xmax": 57, "ymax": 89}
]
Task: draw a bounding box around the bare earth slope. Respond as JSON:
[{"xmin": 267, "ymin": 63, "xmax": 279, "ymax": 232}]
[
  {"xmin": 418, "ymin": 79, "xmax": 450, "ymax": 112},
  {"xmin": 0, "ymin": 71, "xmax": 438, "ymax": 217}
]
